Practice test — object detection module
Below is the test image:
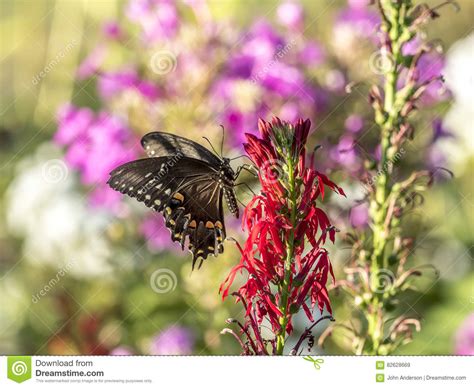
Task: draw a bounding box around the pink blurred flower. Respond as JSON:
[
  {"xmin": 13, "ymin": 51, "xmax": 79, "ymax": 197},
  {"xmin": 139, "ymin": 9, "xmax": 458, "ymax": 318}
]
[
  {"xmin": 345, "ymin": 114, "xmax": 364, "ymax": 133},
  {"xmin": 126, "ymin": 0, "xmax": 179, "ymax": 43},
  {"xmin": 348, "ymin": 0, "xmax": 372, "ymax": 9},
  {"xmin": 401, "ymin": 37, "xmax": 448, "ymax": 104},
  {"xmin": 140, "ymin": 215, "xmax": 181, "ymax": 252},
  {"xmin": 98, "ymin": 69, "xmax": 159, "ymax": 101},
  {"xmin": 150, "ymin": 326, "xmax": 194, "ymax": 355},
  {"xmin": 55, "ymin": 104, "xmax": 139, "ymax": 209},
  {"xmin": 277, "ymin": 1, "xmax": 304, "ymax": 31},
  {"xmin": 330, "ymin": 135, "xmax": 358, "ymax": 167},
  {"xmin": 110, "ymin": 346, "xmax": 134, "ymax": 355},
  {"xmin": 299, "ymin": 41, "xmax": 326, "ymax": 66},
  {"xmin": 77, "ymin": 45, "xmax": 106, "ymax": 80},
  {"xmin": 431, "ymin": 118, "xmax": 454, "ymax": 143},
  {"xmin": 454, "ymin": 314, "xmax": 474, "ymax": 355},
  {"xmin": 350, "ymin": 203, "xmax": 369, "ymax": 228},
  {"xmin": 55, "ymin": 104, "xmax": 94, "ymax": 145},
  {"xmin": 88, "ymin": 187, "xmax": 123, "ymax": 213},
  {"xmin": 98, "ymin": 69, "xmax": 138, "ymax": 99},
  {"xmin": 102, "ymin": 20, "xmax": 124, "ymax": 40},
  {"xmin": 325, "ymin": 70, "xmax": 346, "ymax": 92},
  {"xmin": 335, "ymin": 6, "xmax": 379, "ymax": 39}
]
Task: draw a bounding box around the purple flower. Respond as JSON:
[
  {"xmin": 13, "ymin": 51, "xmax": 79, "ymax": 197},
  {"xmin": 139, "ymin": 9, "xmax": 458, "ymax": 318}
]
[
  {"xmin": 454, "ymin": 314, "xmax": 474, "ymax": 355},
  {"xmin": 55, "ymin": 105, "xmax": 139, "ymax": 208},
  {"xmin": 79, "ymin": 112, "xmax": 138, "ymax": 185},
  {"xmin": 241, "ymin": 21, "xmax": 285, "ymax": 69},
  {"xmin": 110, "ymin": 346, "xmax": 134, "ymax": 355},
  {"xmin": 426, "ymin": 146, "xmax": 446, "ymax": 168},
  {"xmin": 88, "ymin": 186, "xmax": 123, "ymax": 213},
  {"xmin": 299, "ymin": 41, "xmax": 326, "ymax": 66},
  {"xmin": 432, "ymin": 118, "xmax": 454, "ymax": 143},
  {"xmin": 55, "ymin": 104, "xmax": 94, "ymax": 145},
  {"xmin": 98, "ymin": 69, "xmax": 159, "ymax": 101},
  {"xmin": 276, "ymin": 1, "xmax": 304, "ymax": 31},
  {"xmin": 345, "ymin": 114, "xmax": 364, "ymax": 133},
  {"xmin": 334, "ymin": 6, "xmax": 379, "ymax": 39},
  {"xmin": 136, "ymin": 79, "xmax": 161, "ymax": 101},
  {"xmin": 261, "ymin": 62, "xmax": 306, "ymax": 97},
  {"xmin": 77, "ymin": 45, "xmax": 106, "ymax": 80},
  {"xmin": 211, "ymin": 78, "xmax": 237, "ymax": 100},
  {"xmin": 348, "ymin": 0, "xmax": 372, "ymax": 8},
  {"xmin": 126, "ymin": 0, "xmax": 179, "ymax": 43},
  {"xmin": 279, "ymin": 102, "xmax": 300, "ymax": 122},
  {"xmin": 401, "ymin": 37, "xmax": 448, "ymax": 104},
  {"xmin": 150, "ymin": 326, "xmax": 194, "ymax": 355},
  {"xmin": 221, "ymin": 109, "xmax": 254, "ymax": 148},
  {"xmin": 227, "ymin": 54, "xmax": 255, "ymax": 78},
  {"xmin": 350, "ymin": 203, "xmax": 369, "ymax": 228},
  {"xmin": 325, "ymin": 69, "xmax": 346, "ymax": 92},
  {"xmin": 212, "ymin": 18, "xmax": 330, "ymax": 147},
  {"xmin": 102, "ymin": 21, "xmax": 124, "ymax": 40},
  {"xmin": 330, "ymin": 135, "xmax": 358, "ymax": 167},
  {"xmin": 413, "ymin": 53, "xmax": 446, "ymax": 103},
  {"xmin": 98, "ymin": 69, "xmax": 138, "ymax": 99},
  {"xmin": 140, "ymin": 215, "xmax": 181, "ymax": 252}
]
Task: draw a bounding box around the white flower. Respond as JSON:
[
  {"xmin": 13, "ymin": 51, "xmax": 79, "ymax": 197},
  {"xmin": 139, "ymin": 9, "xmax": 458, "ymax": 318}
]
[
  {"xmin": 440, "ymin": 33, "xmax": 474, "ymax": 170},
  {"xmin": 5, "ymin": 144, "xmax": 113, "ymax": 278}
]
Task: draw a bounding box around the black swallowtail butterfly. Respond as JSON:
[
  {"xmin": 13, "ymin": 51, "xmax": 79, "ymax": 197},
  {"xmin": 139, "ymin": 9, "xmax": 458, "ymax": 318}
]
[{"xmin": 107, "ymin": 132, "xmax": 240, "ymax": 269}]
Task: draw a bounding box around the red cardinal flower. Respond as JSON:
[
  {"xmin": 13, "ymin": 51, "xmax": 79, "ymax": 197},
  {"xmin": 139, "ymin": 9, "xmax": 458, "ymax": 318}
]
[{"xmin": 221, "ymin": 117, "xmax": 345, "ymax": 355}]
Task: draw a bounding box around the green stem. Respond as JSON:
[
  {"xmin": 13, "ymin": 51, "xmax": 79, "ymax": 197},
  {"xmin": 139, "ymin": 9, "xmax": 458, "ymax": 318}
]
[
  {"xmin": 276, "ymin": 157, "xmax": 298, "ymax": 355},
  {"xmin": 366, "ymin": 0, "xmax": 402, "ymax": 355}
]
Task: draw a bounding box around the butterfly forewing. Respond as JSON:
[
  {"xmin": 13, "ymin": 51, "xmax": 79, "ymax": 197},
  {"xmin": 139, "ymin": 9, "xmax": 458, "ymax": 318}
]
[{"xmin": 141, "ymin": 132, "xmax": 222, "ymax": 165}]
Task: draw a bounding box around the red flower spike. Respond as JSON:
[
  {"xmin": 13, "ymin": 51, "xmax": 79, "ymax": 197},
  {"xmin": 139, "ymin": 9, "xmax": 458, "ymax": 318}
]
[{"xmin": 220, "ymin": 117, "xmax": 344, "ymax": 355}]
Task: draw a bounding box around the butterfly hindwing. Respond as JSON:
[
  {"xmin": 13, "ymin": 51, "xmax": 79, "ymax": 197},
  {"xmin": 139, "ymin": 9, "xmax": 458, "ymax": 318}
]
[
  {"xmin": 163, "ymin": 174, "xmax": 226, "ymax": 269},
  {"xmin": 107, "ymin": 156, "xmax": 227, "ymax": 268}
]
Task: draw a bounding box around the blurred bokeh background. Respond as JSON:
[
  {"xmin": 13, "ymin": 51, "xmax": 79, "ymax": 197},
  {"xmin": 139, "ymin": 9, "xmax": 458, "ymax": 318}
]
[{"xmin": 0, "ymin": 0, "xmax": 472, "ymax": 355}]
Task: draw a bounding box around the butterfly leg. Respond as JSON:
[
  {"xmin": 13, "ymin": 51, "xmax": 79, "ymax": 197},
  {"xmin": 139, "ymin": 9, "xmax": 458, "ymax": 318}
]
[
  {"xmin": 234, "ymin": 182, "xmax": 257, "ymax": 197},
  {"xmin": 234, "ymin": 164, "xmax": 258, "ymax": 179}
]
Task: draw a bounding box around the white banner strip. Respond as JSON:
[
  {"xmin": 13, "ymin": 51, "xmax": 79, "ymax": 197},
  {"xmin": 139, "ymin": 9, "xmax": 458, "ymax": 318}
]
[{"xmin": 1, "ymin": 356, "xmax": 472, "ymax": 387}]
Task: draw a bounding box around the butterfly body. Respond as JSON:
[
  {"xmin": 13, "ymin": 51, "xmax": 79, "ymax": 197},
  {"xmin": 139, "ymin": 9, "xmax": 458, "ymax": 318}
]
[{"xmin": 107, "ymin": 132, "xmax": 239, "ymax": 269}]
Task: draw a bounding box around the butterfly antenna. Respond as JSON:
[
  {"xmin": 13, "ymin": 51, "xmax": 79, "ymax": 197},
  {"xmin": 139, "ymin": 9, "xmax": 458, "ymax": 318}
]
[
  {"xmin": 202, "ymin": 136, "xmax": 220, "ymax": 156},
  {"xmin": 229, "ymin": 154, "xmax": 253, "ymax": 162},
  {"xmin": 220, "ymin": 125, "xmax": 225, "ymax": 157}
]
